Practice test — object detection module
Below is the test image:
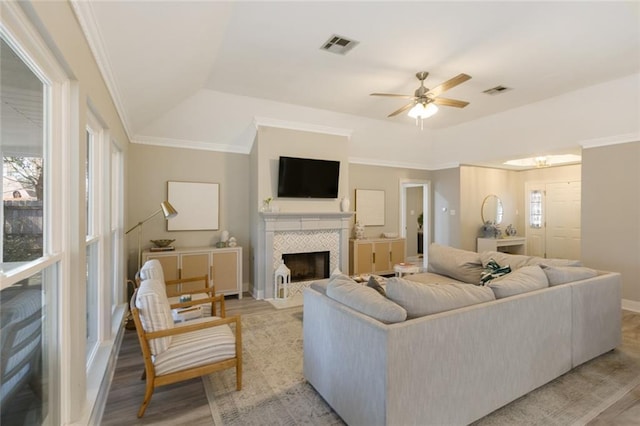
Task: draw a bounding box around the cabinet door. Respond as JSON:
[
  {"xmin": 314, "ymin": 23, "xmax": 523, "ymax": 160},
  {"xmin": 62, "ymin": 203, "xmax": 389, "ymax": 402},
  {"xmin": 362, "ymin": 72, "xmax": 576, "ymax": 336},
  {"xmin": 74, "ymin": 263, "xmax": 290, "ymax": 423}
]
[
  {"xmin": 145, "ymin": 254, "xmax": 179, "ymax": 281},
  {"xmin": 180, "ymin": 252, "xmax": 210, "ymax": 293},
  {"xmin": 373, "ymin": 241, "xmax": 391, "ymax": 273},
  {"xmin": 390, "ymin": 240, "xmax": 406, "ymax": 266},
  {"xmin": 211, "ymin": 251, "xmax": 239, "ymax": 294},
  {"xmin": 355, "ymin": 242, "xmax": 373, "ymax": 275}
]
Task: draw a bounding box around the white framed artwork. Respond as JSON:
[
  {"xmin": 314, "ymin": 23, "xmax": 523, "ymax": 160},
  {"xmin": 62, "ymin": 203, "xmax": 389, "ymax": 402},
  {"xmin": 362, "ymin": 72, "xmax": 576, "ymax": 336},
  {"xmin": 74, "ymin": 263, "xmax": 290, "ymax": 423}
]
[
  {"xmin": 167, "ymin": 181, "xmax": 219, "ymax": 231},
  {"xmin": 355, "ymin": 189, "xmax": 385, "ymax": 226}
]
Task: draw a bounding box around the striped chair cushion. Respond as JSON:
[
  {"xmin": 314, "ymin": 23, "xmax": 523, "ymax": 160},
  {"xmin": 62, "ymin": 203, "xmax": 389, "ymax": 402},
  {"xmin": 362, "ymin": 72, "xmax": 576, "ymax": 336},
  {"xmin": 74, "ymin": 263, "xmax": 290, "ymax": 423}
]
[
  {"xmin": 136, "ymin": 279, "xmax": 174, "ymax": 355},
  {"xmin": 153, "ymin": 321, "xmax": 236, "ymax": 376},
  {"xmin": 139, "ymin": 259, "xmax": 166, "ymax": 285}
]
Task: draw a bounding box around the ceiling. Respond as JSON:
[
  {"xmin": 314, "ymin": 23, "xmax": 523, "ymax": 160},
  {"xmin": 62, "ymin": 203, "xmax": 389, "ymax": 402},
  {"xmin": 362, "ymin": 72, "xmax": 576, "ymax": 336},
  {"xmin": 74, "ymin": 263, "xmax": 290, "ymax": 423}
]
[{"xmin": 71, "ymin": 1, "xmax": 640, "ymax": 168}]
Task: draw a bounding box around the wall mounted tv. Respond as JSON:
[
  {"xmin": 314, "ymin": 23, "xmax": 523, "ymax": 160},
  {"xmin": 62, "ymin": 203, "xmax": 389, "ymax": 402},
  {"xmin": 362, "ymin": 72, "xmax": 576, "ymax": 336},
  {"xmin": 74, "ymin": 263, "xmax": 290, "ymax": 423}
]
[{"xmin": 277, "ymin": 156, "xmax": 340, "ymax": 199}]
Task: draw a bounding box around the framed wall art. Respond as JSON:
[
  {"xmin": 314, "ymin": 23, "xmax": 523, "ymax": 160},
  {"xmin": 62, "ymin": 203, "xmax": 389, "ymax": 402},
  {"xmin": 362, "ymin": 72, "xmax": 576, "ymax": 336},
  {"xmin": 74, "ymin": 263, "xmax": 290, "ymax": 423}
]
[
  {"xmin": 167, "ymin": 181, "xmax": 219, "ymax": 231},
  {"xmin": 355, "ymin": 189, "xmax": 385, "ymax": 226}
]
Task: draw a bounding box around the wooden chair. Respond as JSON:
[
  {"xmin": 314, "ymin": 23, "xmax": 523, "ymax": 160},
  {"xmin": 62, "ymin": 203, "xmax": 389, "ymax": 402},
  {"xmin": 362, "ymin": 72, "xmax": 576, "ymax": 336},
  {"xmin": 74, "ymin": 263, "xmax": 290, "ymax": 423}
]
[{"xmin": 130, "ymin": 278, "xmax": 242, "ymax": 418}]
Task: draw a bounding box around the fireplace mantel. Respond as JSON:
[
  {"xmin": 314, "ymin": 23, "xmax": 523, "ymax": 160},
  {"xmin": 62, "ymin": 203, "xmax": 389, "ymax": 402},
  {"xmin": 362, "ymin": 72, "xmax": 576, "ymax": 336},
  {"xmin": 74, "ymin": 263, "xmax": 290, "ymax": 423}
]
[{"xmin": 254, "ymin": 211, "xmax": 353, "ymax": 299}]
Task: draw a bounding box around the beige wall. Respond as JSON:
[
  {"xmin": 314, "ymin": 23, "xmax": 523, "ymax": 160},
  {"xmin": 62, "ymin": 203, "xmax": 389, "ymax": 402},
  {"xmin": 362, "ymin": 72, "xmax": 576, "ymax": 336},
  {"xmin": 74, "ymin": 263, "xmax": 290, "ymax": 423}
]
[
  {"xmin": 432, "ymin": 167, "xmax": 461, "ymax": 248},
  {"xmin": 127, "ymin": 144, "xmax": 251, "ymax": 287},
  {"xmin": 582, "ymin": 142, "xmax": 640, "ymax": 304},
  {"xmin": 459, "ymin": 166, "xmax": 522, "ymax": 251},
  {"xmin": 348, "ymin": 164, "xmax": 430, "ymax": 239},
  {"xmin": 255, "ymin": 126, "xmax": 349, "ymax": 212}
]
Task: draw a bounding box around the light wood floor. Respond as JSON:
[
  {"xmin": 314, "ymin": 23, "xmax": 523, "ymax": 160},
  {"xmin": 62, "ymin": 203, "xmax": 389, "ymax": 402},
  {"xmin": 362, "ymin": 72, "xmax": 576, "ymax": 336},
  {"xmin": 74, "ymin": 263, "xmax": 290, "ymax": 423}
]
[{"xmin": 102, "ymin": 297, "xmax": 640, "ymax": 425}]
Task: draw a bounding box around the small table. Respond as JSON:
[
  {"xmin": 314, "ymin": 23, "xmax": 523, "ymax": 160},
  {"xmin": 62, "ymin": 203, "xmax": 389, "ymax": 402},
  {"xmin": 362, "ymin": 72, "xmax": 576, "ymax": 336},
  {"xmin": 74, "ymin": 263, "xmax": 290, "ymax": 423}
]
[{"xmin": 394, "ymin": 263, "xmax": 421, "ymax": 277}]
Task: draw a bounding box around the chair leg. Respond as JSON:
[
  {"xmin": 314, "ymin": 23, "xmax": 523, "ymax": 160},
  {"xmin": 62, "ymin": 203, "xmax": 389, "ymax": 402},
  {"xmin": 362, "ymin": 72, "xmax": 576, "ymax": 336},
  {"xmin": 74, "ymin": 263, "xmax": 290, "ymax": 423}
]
[
  {"xmin": 137, "ymin": 377, "xmax": 155, "ymax": 418},
  {"xmin": 236, "ymin": 360, "xmax": 242, "ymax": 391}
]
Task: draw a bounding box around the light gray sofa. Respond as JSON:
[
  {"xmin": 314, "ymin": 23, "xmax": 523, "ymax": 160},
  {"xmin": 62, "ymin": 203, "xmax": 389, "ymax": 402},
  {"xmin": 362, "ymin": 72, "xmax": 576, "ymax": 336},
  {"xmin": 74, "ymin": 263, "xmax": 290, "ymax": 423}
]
[{"xmin": 303, "ymin": 244, "xmax": 621, "ymax": 425}]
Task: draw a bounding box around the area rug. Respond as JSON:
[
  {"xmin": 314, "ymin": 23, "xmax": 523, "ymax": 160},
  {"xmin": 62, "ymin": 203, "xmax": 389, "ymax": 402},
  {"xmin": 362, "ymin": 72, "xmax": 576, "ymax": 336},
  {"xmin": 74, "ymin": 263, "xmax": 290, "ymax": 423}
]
[{"xmin": 204, "ymin": 307, "xmax": 640, "ymax": 425}]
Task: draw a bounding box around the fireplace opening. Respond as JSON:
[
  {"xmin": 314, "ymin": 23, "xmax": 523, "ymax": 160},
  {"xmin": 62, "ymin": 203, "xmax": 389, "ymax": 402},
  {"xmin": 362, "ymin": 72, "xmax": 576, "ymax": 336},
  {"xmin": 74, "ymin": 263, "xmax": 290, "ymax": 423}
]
[{"xmin": 282, "ymin": 251, "xmax": 330, "ymax": 283}]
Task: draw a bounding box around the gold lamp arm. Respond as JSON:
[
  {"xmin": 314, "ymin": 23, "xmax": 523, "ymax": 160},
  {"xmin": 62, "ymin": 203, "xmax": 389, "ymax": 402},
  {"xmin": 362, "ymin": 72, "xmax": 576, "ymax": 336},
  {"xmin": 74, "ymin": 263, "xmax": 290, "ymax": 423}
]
[{"xmin": 126, "ymin": 201, "xmax": 178, "ymax": 272}]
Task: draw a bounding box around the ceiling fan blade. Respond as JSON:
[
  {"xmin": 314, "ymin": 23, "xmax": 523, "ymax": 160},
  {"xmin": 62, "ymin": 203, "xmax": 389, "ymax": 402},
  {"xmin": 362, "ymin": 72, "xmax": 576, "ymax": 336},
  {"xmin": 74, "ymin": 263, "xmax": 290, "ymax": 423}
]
[
  {"xmin": 387, "ymin": 102, "xmax": 415, "ymax": 117},
  {"xmin": 427, "ymin": 73, "xmax": 471, "ymax": 97},
  {"xmin": 433, "ymin": 97, "xmax": 469, "ymax": 108},
  {"xmin": 370, "ymin": 93, "xmax": 414, "ymax": 98}
]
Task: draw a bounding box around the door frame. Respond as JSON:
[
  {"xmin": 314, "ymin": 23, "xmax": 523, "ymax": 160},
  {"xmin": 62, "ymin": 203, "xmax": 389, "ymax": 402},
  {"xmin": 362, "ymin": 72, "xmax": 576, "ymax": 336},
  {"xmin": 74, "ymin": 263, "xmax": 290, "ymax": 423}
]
[{"xmin": 399, "ymin": 179, "xmax": 430, "ymax": 269}]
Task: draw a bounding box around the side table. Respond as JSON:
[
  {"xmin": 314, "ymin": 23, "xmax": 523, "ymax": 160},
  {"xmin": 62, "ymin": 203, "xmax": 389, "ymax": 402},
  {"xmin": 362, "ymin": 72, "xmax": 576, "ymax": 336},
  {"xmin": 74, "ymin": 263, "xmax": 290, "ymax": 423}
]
[{"xmin": 394, "ymin": 263, "xmax": 420, "ymax": 277}]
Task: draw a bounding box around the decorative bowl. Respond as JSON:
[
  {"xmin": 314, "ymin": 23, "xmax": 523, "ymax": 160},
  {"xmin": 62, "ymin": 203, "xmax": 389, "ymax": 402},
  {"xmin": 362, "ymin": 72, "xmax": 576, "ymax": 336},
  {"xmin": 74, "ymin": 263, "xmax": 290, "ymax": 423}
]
[
  {"xmin": 150, "ymin": 239, "xmax": 175, "ymax": 248},
  {"xmin": 382, "ymin": 232, "xmax": 399, "ymax": 238}
]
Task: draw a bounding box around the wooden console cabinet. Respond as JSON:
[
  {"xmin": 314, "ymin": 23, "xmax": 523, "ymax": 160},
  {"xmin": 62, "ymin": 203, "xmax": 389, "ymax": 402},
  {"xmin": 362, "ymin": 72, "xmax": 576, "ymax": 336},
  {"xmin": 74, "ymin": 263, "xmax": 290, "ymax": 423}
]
[
  {"xmin": 142, "ymin": 246, "xmax": 243, "ymax": 298},
  {"xmin": 349, "ymin": 238, "xmax": 406, "ymax": 276}
]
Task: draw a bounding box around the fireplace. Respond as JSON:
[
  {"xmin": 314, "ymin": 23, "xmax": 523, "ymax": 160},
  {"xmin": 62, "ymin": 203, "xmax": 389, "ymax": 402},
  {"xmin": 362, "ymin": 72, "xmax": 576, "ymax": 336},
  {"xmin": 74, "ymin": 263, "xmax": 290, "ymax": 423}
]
[{"xmin": 283, "ymin": 251, "xmax": 330, "ymax": 283}]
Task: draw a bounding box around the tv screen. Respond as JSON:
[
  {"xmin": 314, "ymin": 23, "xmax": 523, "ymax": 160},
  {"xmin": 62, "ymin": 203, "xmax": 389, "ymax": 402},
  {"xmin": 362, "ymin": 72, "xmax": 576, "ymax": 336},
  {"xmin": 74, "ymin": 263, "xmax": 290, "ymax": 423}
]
[{"xmin": 277, "ymin": 156, "xmax": 340, "ymax": 199}]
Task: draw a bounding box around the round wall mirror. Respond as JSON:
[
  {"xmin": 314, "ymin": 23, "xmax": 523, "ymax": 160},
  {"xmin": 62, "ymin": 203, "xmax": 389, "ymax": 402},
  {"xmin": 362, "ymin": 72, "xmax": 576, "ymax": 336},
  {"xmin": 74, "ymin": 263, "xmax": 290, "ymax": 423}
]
[{"xmin": 481, "ymin": 195, "xmax": 504, "ymax": 225}]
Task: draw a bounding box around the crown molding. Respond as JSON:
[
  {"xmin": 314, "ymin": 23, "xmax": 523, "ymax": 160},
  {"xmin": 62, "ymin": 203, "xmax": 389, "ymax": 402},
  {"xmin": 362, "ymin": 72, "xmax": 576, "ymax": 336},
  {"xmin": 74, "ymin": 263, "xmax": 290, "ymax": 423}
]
[
  {"xmin": 131, "ymin": 135, "xmax": 251, "ymax": 154},
  {"xmin": 70, "ymin": 1, "xmax": 133, "ymax": 141},
  {"xmin": 253, "ymin": 116, "xmax": 352, "ymax": 138},
  {"xmin": 579, "ymin": 132, "xmax": 640, "ymax": 149},
  {"xmin": 348, "ymin": 156, "xmax": 444, "ymax": 171}
]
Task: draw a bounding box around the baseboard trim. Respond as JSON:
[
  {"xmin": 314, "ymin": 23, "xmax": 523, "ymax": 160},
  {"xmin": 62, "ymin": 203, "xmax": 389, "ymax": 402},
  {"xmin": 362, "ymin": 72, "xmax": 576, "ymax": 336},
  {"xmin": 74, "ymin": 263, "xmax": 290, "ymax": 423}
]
[{"xmin": 622, "ymin": 299, "xmax": 640, "ymax": 313}]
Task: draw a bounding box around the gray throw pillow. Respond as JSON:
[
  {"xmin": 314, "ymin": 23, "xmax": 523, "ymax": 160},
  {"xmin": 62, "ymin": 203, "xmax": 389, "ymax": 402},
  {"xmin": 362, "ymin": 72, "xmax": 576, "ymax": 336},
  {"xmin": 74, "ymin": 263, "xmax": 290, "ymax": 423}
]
[
  {"xmin": 542, "ymin": 265, "xmax": 597, "ymax": 286},
  {"xmin": 427, "ymin": 243, "xmax": 484, "ymax": 284},
  {"xmin": 326, "ymin": 275, "xmax": 406, "ymax": 324},
  {"xmin": 385, "ymin": 278, "xmax": 495, "ymax": 318},
  {"xmin": 367, "ymin": 276, "xmax": 386, "ymax": 297},
  {"xmin": 488, "ymin": 265, "xmax": 549, "ymax": 298}
]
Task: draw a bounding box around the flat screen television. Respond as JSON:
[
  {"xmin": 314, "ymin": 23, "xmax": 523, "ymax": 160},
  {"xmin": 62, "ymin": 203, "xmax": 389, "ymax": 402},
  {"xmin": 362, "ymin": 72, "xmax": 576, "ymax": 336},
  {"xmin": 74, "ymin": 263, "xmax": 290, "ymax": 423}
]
[{"xmin": 277, "ymin": 156, "xmax": 340, "ymax": 199}]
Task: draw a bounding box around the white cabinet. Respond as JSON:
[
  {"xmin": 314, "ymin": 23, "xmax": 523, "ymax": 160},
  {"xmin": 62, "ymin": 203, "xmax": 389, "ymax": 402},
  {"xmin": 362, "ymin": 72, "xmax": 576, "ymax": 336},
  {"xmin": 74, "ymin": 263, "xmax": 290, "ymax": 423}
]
[
  {"xmin": 477, "ymin": 237, "xmax": 526, "ymax": 255},
  {"xmin": 143, "ymin": 246, "xmax": 243, "ymax": 298},
  {"xmin": 349, "ymin": 238, "xmax": 406, "ymax": 276}
]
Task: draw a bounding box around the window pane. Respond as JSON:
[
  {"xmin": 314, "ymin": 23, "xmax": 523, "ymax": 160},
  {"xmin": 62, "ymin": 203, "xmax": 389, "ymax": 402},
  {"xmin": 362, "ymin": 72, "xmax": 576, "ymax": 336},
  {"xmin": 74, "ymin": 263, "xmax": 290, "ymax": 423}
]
[
  {"xmin": 0, "ymin": 264, "xmax": 58, "ymax": 424},
  {"xmin": 530, "ymin": 190, "xmax": 543, "ymax": 228},
  {"xmin": 1, "ymin": 38, "xmax": 45, "ymax": 268},
  {"xmin": 86, "ymin": 242, "xmax": 99, "ymax": 359}
]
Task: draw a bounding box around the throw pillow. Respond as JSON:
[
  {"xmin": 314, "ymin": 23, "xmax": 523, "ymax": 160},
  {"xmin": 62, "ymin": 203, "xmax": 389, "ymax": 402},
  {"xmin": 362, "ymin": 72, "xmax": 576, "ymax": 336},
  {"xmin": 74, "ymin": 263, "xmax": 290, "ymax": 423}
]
[
  {"xmin": 480, "ymin": 251, "xmax": 532, "ymax": 270},
  {"xmin": 326, "ymin": 274, "xmax": 407, "ymax": 323},
  {"xmin": 479, "ymin": 259, "xmax": 512, "ymax": 285},
  {"xmin": 427, "ymin": 243, "xmax": 484, "ymax": 284},
  {"xmin": 385, "ymin": 278, "xmax": 495, "ymax": 318},
  {"xmin": 487, "ymin": 265, "xmax": 549, "ymax": 299},
  {"xmin": 542, "ymin": 265, "xmax": 598, "ymax": 286},
  {"xmin": 367, "ymin": 276, "xmax": 386, "ymax": 297}
]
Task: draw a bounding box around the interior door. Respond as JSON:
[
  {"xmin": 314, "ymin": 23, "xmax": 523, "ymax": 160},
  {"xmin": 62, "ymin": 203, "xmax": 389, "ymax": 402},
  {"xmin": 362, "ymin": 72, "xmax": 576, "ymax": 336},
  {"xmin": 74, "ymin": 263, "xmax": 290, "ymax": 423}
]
[{"xmin": 546, "ymin": 181, "xmax": 581, "ymax": 260}]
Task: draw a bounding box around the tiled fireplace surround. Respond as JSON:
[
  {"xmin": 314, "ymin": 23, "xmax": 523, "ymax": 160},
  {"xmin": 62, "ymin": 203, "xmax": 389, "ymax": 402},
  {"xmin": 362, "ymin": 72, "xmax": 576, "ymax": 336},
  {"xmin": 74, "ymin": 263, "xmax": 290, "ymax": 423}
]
[{"xmin": 256, "ymin": 212, "xmax": 352, "ymax": 299}]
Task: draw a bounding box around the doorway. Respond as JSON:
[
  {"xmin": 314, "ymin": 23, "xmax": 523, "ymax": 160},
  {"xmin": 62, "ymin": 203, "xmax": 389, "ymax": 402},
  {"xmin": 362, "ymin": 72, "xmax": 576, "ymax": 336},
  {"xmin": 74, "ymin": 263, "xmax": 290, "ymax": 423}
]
[
  {"xmin": 399, "ymin": 180, "xmax": 430, "ymax": 269},
  {"xmin": 525, "ymin": 181, "xmax": 581, "ymax": 259}
]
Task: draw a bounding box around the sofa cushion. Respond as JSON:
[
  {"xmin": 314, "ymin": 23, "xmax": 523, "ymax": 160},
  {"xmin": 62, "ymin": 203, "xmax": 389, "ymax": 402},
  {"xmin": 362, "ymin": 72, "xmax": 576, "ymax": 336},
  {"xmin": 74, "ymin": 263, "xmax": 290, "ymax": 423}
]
[
  {"xmin": 480, "ymin": 251, "xmax": 531, "ymax": 270},
  {"xmin": 326, "ymin": 274, "xmax": 406, "ymax": 324},
  {"xmin": 385, "ymin": 278, "xmax": 495, "ymax": 318},
  {"xmin": 139, "ymin": 259, "xmax": 166, "ymax": 283},
  {"xmin": 310, "ymin": 280, "xmax": 329, "ymax": 295},
  {"xmin": 136, "ymin": 278, "xmax": 174, "ymax": 355},
  {"xmin": 404, "ymin": 272, "xmax": 466, "ymax": 286},
  {"xmin": 480, "ymin": 251, "xmax": 582, "ymax": 270},
  {"xmin": 488, "ymin": 265, "xmax": 549, "ymax": 299},
  {"xmin": 542, "ymin": 265, "xmax": 598, "ymax": 286},
  {"xmin": 367, "ymin": 276, "xmax": 386, "ymax": 296},
  {"xmin": 427, "ymin": 243, "xmax": 484, "ymax": 284}
]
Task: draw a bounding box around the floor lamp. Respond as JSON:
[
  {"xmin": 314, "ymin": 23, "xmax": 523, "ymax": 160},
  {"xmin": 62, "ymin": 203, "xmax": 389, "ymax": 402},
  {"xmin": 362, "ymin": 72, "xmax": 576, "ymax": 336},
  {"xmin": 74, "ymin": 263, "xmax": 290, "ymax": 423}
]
[{"xmin": 125, "ymin": 200, "xmax": 178, "ymax": 273}]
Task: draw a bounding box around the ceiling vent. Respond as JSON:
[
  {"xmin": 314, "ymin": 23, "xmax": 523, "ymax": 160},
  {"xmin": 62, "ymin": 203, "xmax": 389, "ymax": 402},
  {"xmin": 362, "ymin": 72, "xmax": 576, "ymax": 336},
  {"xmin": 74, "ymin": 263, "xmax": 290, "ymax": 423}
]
[
  {"xmin": 320, "ymin": 34, "xmax": 359, "ymax": 55},
  {"xmin": 483, "ymin": 85, "xmax": 512, "ymax": 95}
]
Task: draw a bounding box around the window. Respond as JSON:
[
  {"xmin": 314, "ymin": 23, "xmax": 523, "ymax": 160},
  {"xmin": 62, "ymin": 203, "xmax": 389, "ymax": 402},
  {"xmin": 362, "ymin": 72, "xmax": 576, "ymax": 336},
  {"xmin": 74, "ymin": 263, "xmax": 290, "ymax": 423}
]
[
  {"xmin": 530, "ymin": 190, "xmax": 543, "ymax": 228},
  {"xmin": 85, "ymin": 116, "xmax": 101, "ymax": 363},
  {"xmin": 0, "ymin": 34, "xmax": 60, "ymax": 424}
]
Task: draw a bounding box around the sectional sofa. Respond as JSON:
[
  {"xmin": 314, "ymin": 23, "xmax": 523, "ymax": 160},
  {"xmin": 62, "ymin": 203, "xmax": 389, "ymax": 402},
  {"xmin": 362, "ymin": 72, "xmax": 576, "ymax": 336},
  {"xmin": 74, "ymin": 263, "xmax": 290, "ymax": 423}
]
[{"xmin": 303, "ymin": 243, "xmax": 621, "ymax": 425}]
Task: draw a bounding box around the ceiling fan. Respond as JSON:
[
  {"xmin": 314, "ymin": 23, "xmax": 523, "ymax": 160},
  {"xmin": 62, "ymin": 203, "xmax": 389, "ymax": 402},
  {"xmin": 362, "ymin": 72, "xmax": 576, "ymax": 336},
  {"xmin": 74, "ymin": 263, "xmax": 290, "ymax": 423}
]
[{"xmin": 371, "ymin": 72, "xmax": 471, "ymax": 127}]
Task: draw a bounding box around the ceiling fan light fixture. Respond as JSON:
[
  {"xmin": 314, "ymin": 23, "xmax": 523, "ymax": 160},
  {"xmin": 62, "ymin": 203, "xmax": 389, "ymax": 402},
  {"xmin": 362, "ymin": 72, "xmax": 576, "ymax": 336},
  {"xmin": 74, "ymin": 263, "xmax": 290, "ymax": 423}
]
[
  {"xmin": 408, "ymin": 103, "xmax": 438, "ymax": 129},
  {"xmin": 408, "ymin": 102, "xmax": 438, "ymax": 119}
]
